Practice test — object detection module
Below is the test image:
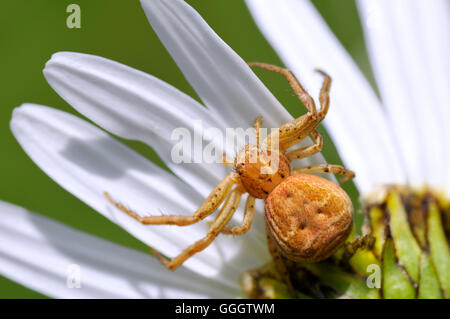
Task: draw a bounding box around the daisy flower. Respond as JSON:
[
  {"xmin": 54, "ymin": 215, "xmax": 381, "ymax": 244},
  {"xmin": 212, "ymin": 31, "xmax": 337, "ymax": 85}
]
[
  {"xmin": 1, "ymin": 0, "xmax": 448, "ymax": 299},
  {"xmin": 244, "ymin": 0, "xmax": 449, "ymax": 298},
  {"xmin": 1, "ymin": 0, "xmax": 326, "ymax": 298}
]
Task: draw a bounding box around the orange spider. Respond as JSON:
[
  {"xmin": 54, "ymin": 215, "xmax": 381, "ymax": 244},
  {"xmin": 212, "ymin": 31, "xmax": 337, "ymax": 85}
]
[{"xmin": 105, "ymin": 63, "xmax": 354, "ymax": 294}]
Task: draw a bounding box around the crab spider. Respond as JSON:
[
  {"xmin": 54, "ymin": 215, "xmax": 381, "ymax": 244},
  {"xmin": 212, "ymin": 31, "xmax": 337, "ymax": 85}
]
[{"xmin": 105, "ymin": 63, "xmax": 355, "ymax": 295}]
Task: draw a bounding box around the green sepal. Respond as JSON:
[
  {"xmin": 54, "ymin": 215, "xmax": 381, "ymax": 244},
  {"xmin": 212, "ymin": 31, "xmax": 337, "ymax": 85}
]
[
  {"xmin": 387, "ymin": 191, "xmax": 421, "ymax": 283},
  {"xmin": 418, "ymin": 252, "xmax": 443, "ymax": 299},
  {"xmin": 369, "ymin": 206, "xmax": 387, "ymax": 258},
  {"xmin": 382, "ymin": 239, "xmax": 415, "ymax": 299},
  {"xmin": 427, "ymin": 201, "xmax": 450, "ymax": 297},
  {"xmin": 349, "ymin": 249, "xmax": 380, "ymax": 277}
]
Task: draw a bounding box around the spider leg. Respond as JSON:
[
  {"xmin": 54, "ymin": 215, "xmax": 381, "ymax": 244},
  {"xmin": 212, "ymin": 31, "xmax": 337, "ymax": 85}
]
[
  {"xmin": 263, "ymin": 113, "xmax": 316, "ymax": 152},
  {"xmin": 265, "ymin": 221, "xmax": 297, "ymax": 298},
  {"xmin": 285, "ymin": 129, "xmax": 323, "ymax": 161},
  {"xmin": 248, "ymin": 64, "xmax": 329, "ymax": 152},
  {"xmin": 220, "ymin": 194, "xmax": 256, "ymax": 235},
  {"xmin": 104, "ymin": 172, "xmax": 239, "ymax": 226},
  {"xmin": 291, "ymin": 164, "xmax": 355, "ymax": 183},
  {"xmin": 223, "ymin": 117, "xmax": 261, "ymax": 165},
  {"xmin": 315, "ymin": 69, "xmax": 331, "ymax": 119},
  {"xmin": 249, "ymin": 62, "xmax": 317, "ymax": 114},
  {"xmin": 222, "ymin": 154, "xmax": 234, "ymax": 167},
  {"xmin": 254, "ymin": 116, "xmax": 262, "ymax": 147},
  {"xmin": 276, "ymin": 69, "xmax": 332, "ymax": 152},
  {"xmin": 149, "ymin": 187, "xmax": 243, "ymax": 270}
]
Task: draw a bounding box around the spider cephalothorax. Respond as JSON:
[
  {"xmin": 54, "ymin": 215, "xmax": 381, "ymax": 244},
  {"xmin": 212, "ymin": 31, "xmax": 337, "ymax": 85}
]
[
  {"xmin": 234, "ymin": 144, "xmax": 291, "ymax": 199},
  {"xmin": 105, "ymin": 62, "xmax": 355, "ymax": 295}
]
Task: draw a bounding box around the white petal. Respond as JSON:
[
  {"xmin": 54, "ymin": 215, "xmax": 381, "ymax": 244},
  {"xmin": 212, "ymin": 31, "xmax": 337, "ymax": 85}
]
[
  {"xmin": 246, "ymin": 0, "xmax": 407, "ymax": 193},
  {"xmin": 0, "ymin": 200, "xmax": 239, "ymax": 298},
  {"xmin": 357, "ymin": 0, "xmax": 450, "ymax": 190},
  {"xmin": 44, "ymin": 51, "xmax": 228, "ymax": 198},
  {"xmin": 10, "ymin": 104, "xmax": 270, "ymax": 288},
  {"xmin": 140, "ymin": 0, "xmax": 290, "ymax": 129},
  {"xmin": 140, "ymin": 0, "xmax": 332, "ymax": 178},
  {"xmin": 44, "ymin": 52, "xmax": 268, "ymax": 243}
]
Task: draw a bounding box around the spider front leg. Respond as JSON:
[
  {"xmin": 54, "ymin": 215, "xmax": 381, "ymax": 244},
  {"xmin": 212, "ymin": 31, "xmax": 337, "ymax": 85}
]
[
  {"xmin": 284, "ymin": 129, "xmax": 323, "ymax": 160},
  {"xmin": 248, "ymin": 62, "xmax": 317, "ymax": 114},
  {"xmin": 248, "ymin": 63, "xmax": 332, "ymax": 120},
  {"xmin": 105, "ymin": 172, "xmax": 239, "ymax": 226},
  {"xmin": 220, "ymin": 195, "xmax": 256, "ymax": 235},
  {"xmin": 279, "ymin": 70, "xmax": 329, "ymax": 156},
  {"xmin": 315, "ymin": 68, "xmax": 331, "ymax": 117},
  {"xmin": 223, "ymin": 116, "xmax": 263, "ymax": 166},
  {"xmin": 291, "ymin": 164, "xmax": 355, "ymax": 183},
  {"xmin": 263, "ymin": 70, "xmax": 332, "ymax": 151},
  {"xmin": 151, "ymin": 187, "xmax": 243, "ymax": 270},
  {"xmin": 254, "ymin": 116, "xmax": 262, "ymax": 147},
  {"xmin": 222, "ymin": 154, "xmax": 233, "ymax": 167}
]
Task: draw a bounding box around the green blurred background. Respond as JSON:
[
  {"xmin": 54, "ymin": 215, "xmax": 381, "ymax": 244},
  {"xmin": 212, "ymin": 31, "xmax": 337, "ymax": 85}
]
[{"xmin": 0, "ymin": 0, "xmax": 375, "ymax": 298}]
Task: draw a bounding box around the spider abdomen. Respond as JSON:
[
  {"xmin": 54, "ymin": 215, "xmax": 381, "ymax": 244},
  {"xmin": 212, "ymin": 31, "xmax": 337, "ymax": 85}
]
[{"xmin": 265, "ymin": 173, "xmax": 353, "ymax": 263}]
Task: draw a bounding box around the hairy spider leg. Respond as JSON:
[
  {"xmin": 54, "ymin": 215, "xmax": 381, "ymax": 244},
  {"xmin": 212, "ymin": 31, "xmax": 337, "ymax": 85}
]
[
  {"xmin": 220, "ymin": 194, "xmax": 256, "ymax": 235},
  {"xmin": 285, "ymin": 129, "xmax": 323, "ymax": 161},
  {"xmin": 291, "ymin": 164, "xmax": 355, "ymax": 184},
  {"xmin": 248, "ymin": 62, "xmax": 317, "ymax": 115},
  {"xmin": 280, "ymin": 69, "xmax": 331, "ymax": 153},
  {"xmin": 254, "ymin": 115, "xmax": 262, "ymax": 147},
  {"xmin": 150, "ymin": 187, "xmax": 243, "ymax": 270},
  {"xmin": 223, "ymin": 115, "xmax": 263, "ymax": 166},
  {"xmin": 105, "ymin": 171, "xmax": 239, "ymax": 226},
  {"xmin": 248, "ymin": 64, "xmax": 331, "ymax": 153}
]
